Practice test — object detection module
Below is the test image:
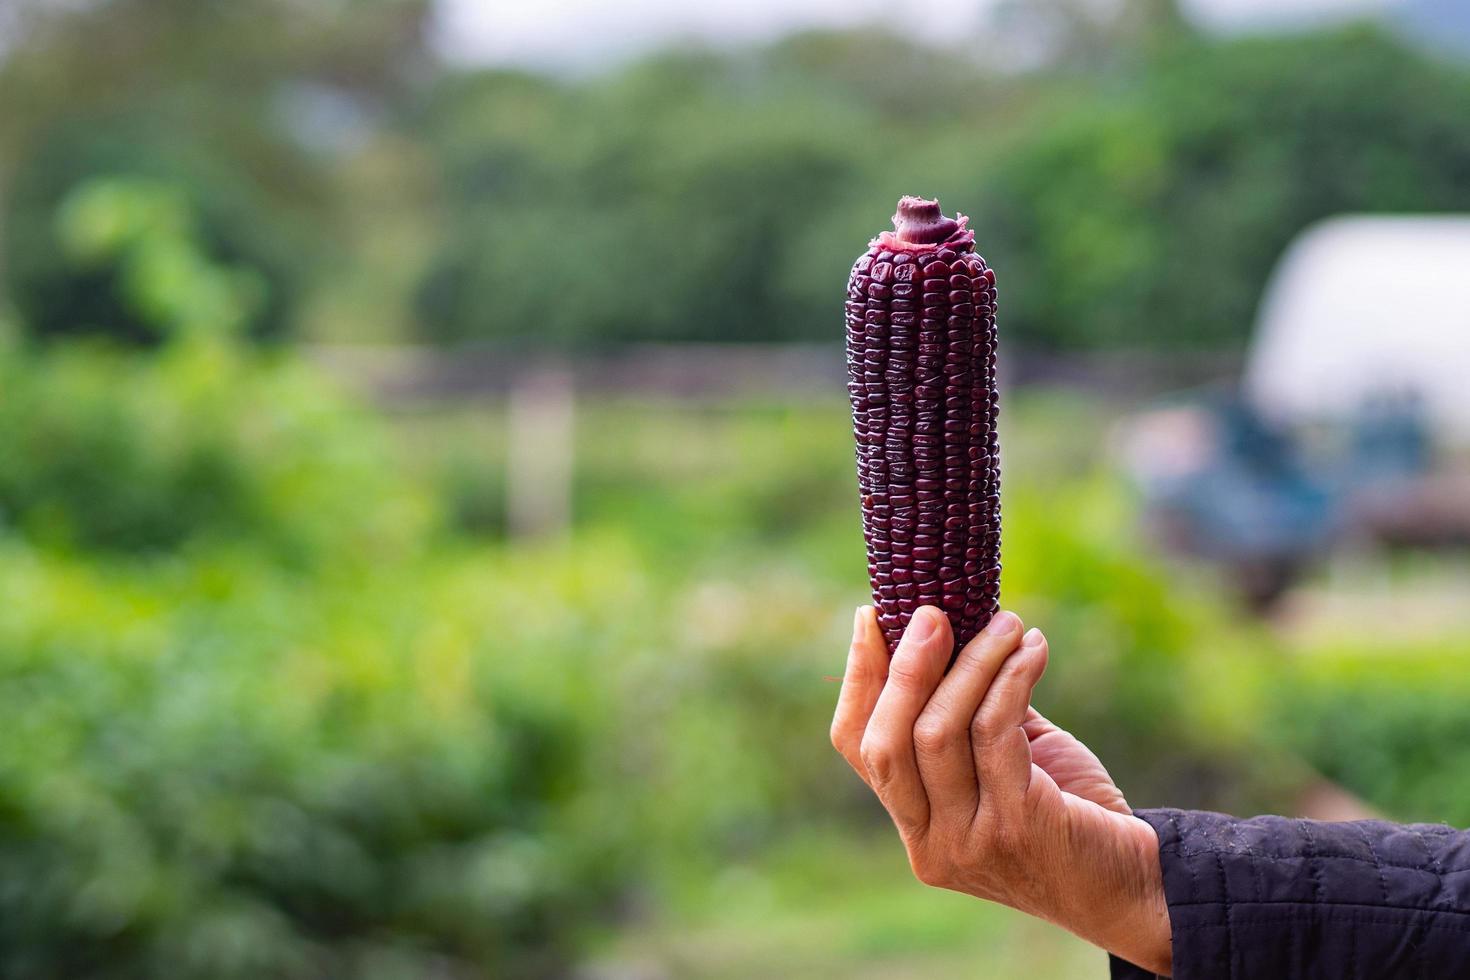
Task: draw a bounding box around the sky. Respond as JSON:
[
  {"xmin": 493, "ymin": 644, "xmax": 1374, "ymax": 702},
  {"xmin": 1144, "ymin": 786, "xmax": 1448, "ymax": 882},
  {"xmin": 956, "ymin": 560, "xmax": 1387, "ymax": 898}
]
[{"xmin": 432, "ymin": 0, "xmax": 1398, "ymax": 71}]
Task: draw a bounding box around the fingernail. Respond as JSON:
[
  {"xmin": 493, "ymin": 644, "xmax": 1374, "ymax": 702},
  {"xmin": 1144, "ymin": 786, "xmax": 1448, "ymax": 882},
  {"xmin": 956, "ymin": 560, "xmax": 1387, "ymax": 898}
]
[
  {"xmin": 986, "ymin": 611, "xmax": 1020, "ymax": 636},
  {"xmin": 1022, "ymin": 627, "xmax": 1044, "ymax": 648},
  {"xmin": 906, "ymin": 606, "xmax": 941, "ymax": 643}
]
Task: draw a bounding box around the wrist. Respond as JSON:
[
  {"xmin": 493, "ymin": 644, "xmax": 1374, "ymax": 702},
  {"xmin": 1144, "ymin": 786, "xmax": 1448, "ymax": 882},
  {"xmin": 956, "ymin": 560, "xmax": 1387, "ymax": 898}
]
[
  {"xmin": 1100, "ymin": 815, "xmax": 1172, "ymax": 976},
  {"xmin": 1049, "ymin": 811, "xmax": 1170, "ymax": 975}
]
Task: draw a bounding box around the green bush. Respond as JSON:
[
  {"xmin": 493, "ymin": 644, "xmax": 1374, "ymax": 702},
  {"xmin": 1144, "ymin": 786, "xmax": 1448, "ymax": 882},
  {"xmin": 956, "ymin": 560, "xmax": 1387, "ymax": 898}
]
[
  {"xmin": 0, "ymin": 174, "xmax": 427, "ymax": 559},
  {"xmin": 0, "ymin": 339, "xmax": 630, "ymax": 975},
  {"xmin": 0, "ymin": 541, "xmax": 630, "ymax": 979},
  {"xmin": 1278, "ymin": 643, "xmax": 1470, "ymax": 826},
  {"xmin": 3, "ymin": 133, "xmax": 307, "ymax": 345},
  {"xmin": 0, "ymin": 370, "xmax": 1301, "ymax": 974},
  {"xmin": 0, "ymin": 340, "xmax": 430, "ymax": 561}
]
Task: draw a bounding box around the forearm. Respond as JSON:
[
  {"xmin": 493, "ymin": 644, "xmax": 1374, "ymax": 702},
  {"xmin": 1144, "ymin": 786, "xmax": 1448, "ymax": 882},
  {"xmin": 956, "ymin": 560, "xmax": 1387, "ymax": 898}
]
[{"xmin": 1115, "ymin": 808, "xmax": 1470, "ymax": 979}]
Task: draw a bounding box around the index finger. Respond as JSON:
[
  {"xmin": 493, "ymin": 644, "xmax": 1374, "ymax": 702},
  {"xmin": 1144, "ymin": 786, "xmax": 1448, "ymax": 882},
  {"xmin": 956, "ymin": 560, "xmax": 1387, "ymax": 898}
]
[
  {"xmin": 859, "ymin": 606, "xmax": 953, "ymax": 834},
  {"xmin": 830, "ymin": 605, "xmax": 888, "ymax": 784}
]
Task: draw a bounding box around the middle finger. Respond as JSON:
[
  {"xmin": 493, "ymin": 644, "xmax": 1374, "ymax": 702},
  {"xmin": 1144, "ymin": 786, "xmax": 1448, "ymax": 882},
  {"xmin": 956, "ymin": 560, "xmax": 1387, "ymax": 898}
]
[{"xmin": 911, "ymin": 610, "xmax": 1025, "ymax": 816}]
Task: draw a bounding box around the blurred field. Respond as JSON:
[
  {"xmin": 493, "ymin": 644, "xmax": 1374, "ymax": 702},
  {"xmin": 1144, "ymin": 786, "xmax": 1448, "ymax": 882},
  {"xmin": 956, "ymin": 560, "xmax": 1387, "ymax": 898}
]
[
  {"xmin": 2, "ymin": 330, "xmax": 1468, "ymax": 974},
  {"xmin": 587, "ymin": 830, "xmax": 1100, "ymax": 979},
  {"xmin": 6, "ymin": 1, "xmax": 1470, "ymax": 975}
]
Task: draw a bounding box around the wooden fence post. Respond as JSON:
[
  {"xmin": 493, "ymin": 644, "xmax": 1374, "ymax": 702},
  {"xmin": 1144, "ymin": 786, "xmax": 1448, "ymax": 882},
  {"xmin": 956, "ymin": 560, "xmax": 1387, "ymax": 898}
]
[{"xmin": 506, "ymin": 366, "xmax": 575, "ymax": 539}]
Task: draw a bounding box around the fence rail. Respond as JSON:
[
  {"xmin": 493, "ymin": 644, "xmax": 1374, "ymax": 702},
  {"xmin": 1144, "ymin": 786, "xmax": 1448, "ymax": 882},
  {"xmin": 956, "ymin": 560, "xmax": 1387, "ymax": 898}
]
[{"xmin": 306, "ymin": 343, "xmax": 1243, "ymax": 407}]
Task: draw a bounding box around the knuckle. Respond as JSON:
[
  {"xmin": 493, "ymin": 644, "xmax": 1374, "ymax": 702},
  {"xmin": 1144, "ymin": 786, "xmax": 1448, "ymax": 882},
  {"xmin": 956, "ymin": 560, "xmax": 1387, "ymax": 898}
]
[
  {"xmin": 911, "ymin": 715, "xmax": 953, "ymax": 756},
  {"xmin": 829, "ymin": 721, "xmax": 847, "ymax": 753},
  {"xmin": 858, "ymin": 736, "xmax": 891, "ymax": 780},
  {"xmin": 969, "ymin": 711, "xmax": 1003, "ymax": 747},
  {"xmin": 956, "ymin": 647, "xmax": 1004, "ymax": 684},
  {"xmin": 884, "ymin": 655, "xmax": 923, "ymax": 689}
]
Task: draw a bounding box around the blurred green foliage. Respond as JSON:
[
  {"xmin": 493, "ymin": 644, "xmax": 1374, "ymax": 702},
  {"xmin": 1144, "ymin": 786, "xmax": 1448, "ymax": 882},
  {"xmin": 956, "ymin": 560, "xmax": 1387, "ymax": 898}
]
[
  {"xmin": 0, "ymin": 2, "xmax": 1466, "ymax": 975},
  {"xmin": 985, "ymin": 27, "xmax": 1470, "ymax": 348},
  {"xmin": 2, "ymin": 112, "xmax": 309, "ymax": 346},
  {"xmin": 0, "ymin": 341, "xmax": 429, "ymax": 560},
  {"xmin": 416, "ymin": 26, "xmax": 1470, "ymax": 350},
  {"xmin": 56, "ymin": 178, "xmax": 269, "ymax": 341},
  {"xmin": 0, "ymin": 176, "xmax": 427, "ymax": 558},
  {"xmin": 0, "ymin": 236, "xmax": 618, "ymax": 971},
  {"xmin": 1277, "ymin": 635, "xmax": 1470, "ymax": 827},
  {"xmin": 0, "ymin": 0, "xmax": 423, "ymax": 345},
  {"xmin": 0, "ymin": 540, "xmax": 628, "ymax": 978},
  {"xmin": 8, "ymin": 3, "xmax": 1470, "ymax": 349},
  {"xmin": 0, "ymin": 316, "xmax": 1442, "ymax": 974},
  {"xmin": 0, "ymin": 322, "xmax": 1295, "ymax": 973}
]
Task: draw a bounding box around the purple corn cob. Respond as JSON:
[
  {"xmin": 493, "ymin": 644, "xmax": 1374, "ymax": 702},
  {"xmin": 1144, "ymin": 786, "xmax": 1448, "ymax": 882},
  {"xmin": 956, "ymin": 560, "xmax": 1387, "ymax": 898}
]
[{"xmin": 845, "ymin": 196, "xmax": 1000, "ymax": 654}]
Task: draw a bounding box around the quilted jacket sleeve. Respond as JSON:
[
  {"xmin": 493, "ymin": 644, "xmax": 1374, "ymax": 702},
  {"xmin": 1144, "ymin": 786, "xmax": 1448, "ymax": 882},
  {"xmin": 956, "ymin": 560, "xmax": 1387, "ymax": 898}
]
[{"xmin": 1109, "ymin": 808, "xmax": 1470, "ymax": 979}]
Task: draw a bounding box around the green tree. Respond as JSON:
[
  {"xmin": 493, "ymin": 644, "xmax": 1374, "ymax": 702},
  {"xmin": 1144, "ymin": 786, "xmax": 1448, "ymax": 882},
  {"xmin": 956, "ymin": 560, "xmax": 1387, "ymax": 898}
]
[
  {"xmin": 981, "ymin": 26, "xmax": 1470, "ymax": 350},
  {"xmin": 0, "ymin": 0, "xmax": 434, "ymax": 343},
  {"xmin": 412, "ymin": 36, "xmax": 1023, "ymax": 346}
]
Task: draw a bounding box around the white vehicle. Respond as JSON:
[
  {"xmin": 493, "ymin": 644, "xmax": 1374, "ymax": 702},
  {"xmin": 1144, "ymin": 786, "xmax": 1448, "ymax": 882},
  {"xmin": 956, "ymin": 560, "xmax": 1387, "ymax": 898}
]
[{"xmin": 1246, "ymin": 215, "xmax": 1470, "ymax": 442}]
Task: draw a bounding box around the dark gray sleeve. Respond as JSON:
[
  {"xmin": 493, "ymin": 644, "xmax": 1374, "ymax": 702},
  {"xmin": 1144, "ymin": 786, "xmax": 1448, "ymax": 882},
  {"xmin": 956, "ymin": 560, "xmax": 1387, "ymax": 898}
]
[{"xmin": 1108, "ymin": 808, "xmax": 1470, "ymax": 979}]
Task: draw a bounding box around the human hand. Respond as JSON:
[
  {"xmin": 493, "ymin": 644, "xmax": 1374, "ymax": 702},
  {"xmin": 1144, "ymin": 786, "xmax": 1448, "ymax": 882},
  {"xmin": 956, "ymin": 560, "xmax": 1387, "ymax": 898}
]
[{"xmin": 829, "ymin": 606, "xmax": 1172, "ymax": 976}]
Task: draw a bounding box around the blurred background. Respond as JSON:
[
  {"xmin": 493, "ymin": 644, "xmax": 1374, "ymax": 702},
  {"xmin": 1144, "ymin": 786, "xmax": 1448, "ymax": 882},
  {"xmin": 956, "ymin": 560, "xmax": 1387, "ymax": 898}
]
[{"xmin": 3, "ymin": 0, "xmax": 1470, "ymax": 976}]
